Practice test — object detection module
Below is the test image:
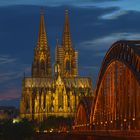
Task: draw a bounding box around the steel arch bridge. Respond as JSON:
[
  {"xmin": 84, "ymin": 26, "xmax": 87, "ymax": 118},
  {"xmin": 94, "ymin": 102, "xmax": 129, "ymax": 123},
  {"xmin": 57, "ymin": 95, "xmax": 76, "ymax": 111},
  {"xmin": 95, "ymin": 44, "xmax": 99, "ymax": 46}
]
[
  {"xmin": 73, "ymin": 97, "xmax": 92, "ymax": 131},
  {"xmin": 90, "ymin": 40, "xmax": 140, "ymax": 130}
]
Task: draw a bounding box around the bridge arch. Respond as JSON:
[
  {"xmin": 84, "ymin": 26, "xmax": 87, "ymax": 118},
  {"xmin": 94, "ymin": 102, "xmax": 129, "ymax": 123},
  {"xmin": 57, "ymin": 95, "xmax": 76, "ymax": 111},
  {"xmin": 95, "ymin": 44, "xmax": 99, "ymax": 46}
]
[
  {"xmin": 73, "ymin": 97, "xmax": 92, "ymax": 131},
  {"xmin": 90, "ymin": 40, "xmax": 140, "ymax": 130}
]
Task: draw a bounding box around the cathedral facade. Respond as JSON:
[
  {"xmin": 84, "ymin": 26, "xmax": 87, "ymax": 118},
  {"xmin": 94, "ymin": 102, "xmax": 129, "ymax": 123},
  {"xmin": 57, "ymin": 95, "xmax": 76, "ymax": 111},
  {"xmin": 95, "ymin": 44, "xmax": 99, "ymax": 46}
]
[{"xmin": 20, "ymin": 10, "xmax": 93, "ymax": 121}]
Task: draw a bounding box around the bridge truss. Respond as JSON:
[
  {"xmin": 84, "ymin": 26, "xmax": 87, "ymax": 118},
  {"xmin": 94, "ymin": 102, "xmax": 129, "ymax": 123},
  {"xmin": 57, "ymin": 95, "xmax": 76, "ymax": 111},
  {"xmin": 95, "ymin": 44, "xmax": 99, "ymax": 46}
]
[
  {"xmin": 74, "ymin": 41, "xmax": 140, "ymax": 131},
  {"xmin": 90, "ymin": 41, "xmax": 140, "ymax": 130}
]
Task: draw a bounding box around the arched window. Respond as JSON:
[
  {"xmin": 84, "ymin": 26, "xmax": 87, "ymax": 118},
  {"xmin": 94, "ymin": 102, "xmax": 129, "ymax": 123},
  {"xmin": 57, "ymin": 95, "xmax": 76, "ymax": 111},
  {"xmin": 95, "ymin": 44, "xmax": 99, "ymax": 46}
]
[
  {"xmin": 41, "ymin": 61, "xmax": 44, "ymax": 69},
  {"xmin": 26, "ymin": 98, "xmax": 29, "ymax": 112},
  {"xmin": 66, "ymin": 60, "xmax": 70, "ymax": 71}
]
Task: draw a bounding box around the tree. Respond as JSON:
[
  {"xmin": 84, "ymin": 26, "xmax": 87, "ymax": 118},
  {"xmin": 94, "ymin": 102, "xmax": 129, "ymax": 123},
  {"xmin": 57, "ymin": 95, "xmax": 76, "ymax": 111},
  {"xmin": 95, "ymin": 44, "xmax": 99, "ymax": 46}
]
[{"xmin": 0, "ymin": 119, "xmax": 35, "ymax": 140}]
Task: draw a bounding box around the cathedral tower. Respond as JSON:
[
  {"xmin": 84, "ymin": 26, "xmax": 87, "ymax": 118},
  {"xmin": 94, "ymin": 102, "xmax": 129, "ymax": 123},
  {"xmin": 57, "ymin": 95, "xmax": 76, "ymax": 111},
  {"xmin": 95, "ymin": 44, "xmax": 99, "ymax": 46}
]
[
  {"xmin": 55, "ymin": 10, "xmax": 78, "ymax": 77},
  {"xmin": 32, "ymin": 11, "xmax": 52, "ymax": 77}
]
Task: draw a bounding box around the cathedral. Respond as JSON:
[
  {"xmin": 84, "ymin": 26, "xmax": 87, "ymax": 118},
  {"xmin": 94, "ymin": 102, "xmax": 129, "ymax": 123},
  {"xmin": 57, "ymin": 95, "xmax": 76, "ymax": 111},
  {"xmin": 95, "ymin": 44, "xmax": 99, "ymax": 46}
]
[{"xmin": 20, "ymin": 10, "xmax": 93, "ymax": 121}]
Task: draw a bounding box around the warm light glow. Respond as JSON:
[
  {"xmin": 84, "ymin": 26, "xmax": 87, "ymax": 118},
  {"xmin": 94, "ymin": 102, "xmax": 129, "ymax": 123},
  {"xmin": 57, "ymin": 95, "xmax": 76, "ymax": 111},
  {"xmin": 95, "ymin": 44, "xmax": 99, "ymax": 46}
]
[
  {"xmin": 124, "ymin": 119, "xmax": 127, "ymax": 122},
  {"xmin": 13, "ymin": 118, "xmax": 20, "ymax": 124},
  {"xmin": 132, "ymin": 118, "xmax": 135, "ymax": 121},
  {"xmin": 44, "ymin": 130, "xmax": 48, "ymax": 133}
]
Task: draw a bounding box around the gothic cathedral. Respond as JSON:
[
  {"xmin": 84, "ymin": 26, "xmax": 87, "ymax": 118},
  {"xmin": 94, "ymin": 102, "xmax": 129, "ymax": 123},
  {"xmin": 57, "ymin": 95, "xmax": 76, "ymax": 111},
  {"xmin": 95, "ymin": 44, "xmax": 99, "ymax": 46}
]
[{"xmin": 20, "ymin": 10, "xmax": 93, "ymax": 121}]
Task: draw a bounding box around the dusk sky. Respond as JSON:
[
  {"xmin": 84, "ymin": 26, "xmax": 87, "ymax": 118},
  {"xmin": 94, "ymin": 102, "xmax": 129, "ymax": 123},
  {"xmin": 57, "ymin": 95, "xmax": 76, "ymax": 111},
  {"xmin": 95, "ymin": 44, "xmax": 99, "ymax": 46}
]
[{"xmin": 0, "ymin": 0, "xmax": 140, "ymax": 107}]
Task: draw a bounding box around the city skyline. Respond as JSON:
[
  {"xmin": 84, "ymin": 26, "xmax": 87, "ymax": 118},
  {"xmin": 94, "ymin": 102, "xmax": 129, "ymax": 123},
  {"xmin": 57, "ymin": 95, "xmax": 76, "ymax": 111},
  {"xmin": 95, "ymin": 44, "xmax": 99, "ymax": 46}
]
[{"xmin": 0, "ymin": 0, "xmax": 140, "ymax": 107}]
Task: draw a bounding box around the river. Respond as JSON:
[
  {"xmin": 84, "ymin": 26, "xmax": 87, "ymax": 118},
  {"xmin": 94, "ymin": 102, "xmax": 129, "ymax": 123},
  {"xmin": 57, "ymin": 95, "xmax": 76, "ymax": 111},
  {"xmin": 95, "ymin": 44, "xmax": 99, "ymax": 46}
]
[{"xmin": 34, "ymin": 132, "xmax": 140, "ymax": 140}]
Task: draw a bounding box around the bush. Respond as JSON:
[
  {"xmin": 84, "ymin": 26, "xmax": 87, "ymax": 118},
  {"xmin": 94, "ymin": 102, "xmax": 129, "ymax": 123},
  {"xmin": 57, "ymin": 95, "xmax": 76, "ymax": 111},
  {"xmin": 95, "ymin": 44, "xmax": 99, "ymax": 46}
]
[
  {"xmin": 0, "ymin": 119, "xmax": 35, "ymax": 140},
  {"xmin": 39, "ymin": 116, "xmax": 73, "ymax": 131}
]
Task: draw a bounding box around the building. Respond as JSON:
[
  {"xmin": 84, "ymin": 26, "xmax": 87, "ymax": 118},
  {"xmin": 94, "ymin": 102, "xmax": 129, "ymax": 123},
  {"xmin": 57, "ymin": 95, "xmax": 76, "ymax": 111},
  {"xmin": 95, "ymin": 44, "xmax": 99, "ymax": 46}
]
[
  {"xmin": 0, "ymin": 106, "xmax": 18, "ymax": 121},
  {"xmin": 20, "ymin": 10, "xmax": 93, "ymax": 121}
]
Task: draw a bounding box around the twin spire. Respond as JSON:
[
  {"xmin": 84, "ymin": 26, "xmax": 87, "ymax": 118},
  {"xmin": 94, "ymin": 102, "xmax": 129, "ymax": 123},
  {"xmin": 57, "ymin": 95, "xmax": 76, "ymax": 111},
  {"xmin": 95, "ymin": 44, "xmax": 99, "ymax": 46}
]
[
  {"xmin": 33, "ymin": 9, "xmax": 77, "ymax": 78},
  {"xmin": 37, "ymin": 9, "xmax": 72, "ymax": 49}
]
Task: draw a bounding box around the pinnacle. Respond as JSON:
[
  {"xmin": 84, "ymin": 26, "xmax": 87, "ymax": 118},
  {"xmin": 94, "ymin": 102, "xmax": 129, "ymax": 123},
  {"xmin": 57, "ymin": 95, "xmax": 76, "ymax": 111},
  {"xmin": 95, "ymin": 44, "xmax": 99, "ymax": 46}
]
[
  {"xmin": 37, "ymin": 10, "xmax": 48, "ymax": 48},
  {"xmin": 62, "ymin": 9, "xmax": 72, "ymax": 49}
]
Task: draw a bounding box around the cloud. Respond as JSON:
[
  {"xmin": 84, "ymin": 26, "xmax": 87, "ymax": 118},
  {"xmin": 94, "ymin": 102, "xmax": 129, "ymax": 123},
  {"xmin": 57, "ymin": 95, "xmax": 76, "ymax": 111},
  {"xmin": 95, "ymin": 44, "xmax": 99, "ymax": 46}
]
[
  {"xmin": 0, "ymin": 64, "xmax": 30, "ymax": 102},
  {"xmin": 0, "ymin": 0, "xmax": 118, "ymax": 7},
  {"xmin": 80, "ymin": 32, "xmax": 140, "ymax": 53},
  {"xmin": 0, "ymin": 55, "xmax": 16, "ymax": 65},
  {"xmin": 94, "ymin": 0, "xmax": 140, "ymax": 12},
  {"xmin": 0, "ymin": 54, "xmax": 31, "ymax": 84},
  {"xmin": 100, "ymin": 10, "xmax": 128, "ymax": 20},
  {"xmin": 0, "ymin": 72, "xmax": 22, "ymax": 84},
  {"xmin": 0, "ymin": 65, "xmax": 31, "ymax": 84},
  {"xmin": 0, "ymin": 0, "xmax": 136, "ymax": 14},
  {"xmin": 0, "ymin": 88, "xmax": 20, "ymax": 101}
]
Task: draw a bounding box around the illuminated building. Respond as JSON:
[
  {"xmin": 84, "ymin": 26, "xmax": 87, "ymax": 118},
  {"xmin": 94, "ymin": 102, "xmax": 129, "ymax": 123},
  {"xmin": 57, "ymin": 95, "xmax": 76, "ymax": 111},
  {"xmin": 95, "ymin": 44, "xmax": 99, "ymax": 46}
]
[
  {"xmin": 20, "ymin": 10, "xmax": 93, "ymax": 121},
  {"xmin": 0, "ymin": 106, "xmax": 18, "ymax": 120}
]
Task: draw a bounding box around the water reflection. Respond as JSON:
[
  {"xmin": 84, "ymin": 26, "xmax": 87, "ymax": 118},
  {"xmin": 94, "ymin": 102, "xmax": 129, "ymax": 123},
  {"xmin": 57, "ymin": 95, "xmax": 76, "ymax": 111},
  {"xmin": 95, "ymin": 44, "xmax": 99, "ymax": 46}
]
[
  {"xmin": 34, "ymin": 133, "xmax": 132, "ymax": 140},
  {"xmin": 3, "ymin": 134, "xmax": 138, "ymax": 140}
]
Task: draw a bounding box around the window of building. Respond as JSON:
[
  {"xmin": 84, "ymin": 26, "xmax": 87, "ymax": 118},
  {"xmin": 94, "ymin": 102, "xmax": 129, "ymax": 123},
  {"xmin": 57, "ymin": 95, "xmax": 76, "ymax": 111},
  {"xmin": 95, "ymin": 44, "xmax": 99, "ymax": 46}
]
[{"xmin": 66, "ymin": 60, "xmax": 70, "ymax": 71}]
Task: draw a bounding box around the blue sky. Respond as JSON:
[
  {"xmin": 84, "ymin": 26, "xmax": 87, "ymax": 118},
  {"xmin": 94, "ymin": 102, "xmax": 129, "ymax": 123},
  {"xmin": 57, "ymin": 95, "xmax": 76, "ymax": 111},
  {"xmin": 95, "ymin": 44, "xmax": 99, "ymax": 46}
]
[
  {"xmin": 0, "ymin": 0, "xmax": 140, "ymax": 11},
  {"xmin": 0, "ymin": 0, "xmax": 140, "ymax": 107}
]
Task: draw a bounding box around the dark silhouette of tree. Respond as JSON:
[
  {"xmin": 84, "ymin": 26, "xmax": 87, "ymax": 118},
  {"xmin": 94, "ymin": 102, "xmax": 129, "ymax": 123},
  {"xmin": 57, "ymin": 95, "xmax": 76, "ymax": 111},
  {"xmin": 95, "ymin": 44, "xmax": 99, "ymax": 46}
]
[
  {"xmin": 0, "ymin": 119, "xmax": 35, "ymax": 140},
  {"xmin": 39, "ymin": 116, "xmax": 73, "ymax": 131}
]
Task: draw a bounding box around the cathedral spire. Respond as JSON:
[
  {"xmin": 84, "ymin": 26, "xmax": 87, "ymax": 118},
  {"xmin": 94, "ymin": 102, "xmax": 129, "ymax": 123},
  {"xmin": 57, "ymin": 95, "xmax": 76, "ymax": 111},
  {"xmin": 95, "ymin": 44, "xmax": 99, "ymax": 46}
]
[
  {"xmin": 37, "ymin": 9, "xmax": 48, "ymax": 48},
  {"xmin": 62, "ymin": 9, "xmax": 72, "ymax": 49},
  {"xmin": 32, "ymin": 9, "xmax": 52, "ymax": 77}
]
